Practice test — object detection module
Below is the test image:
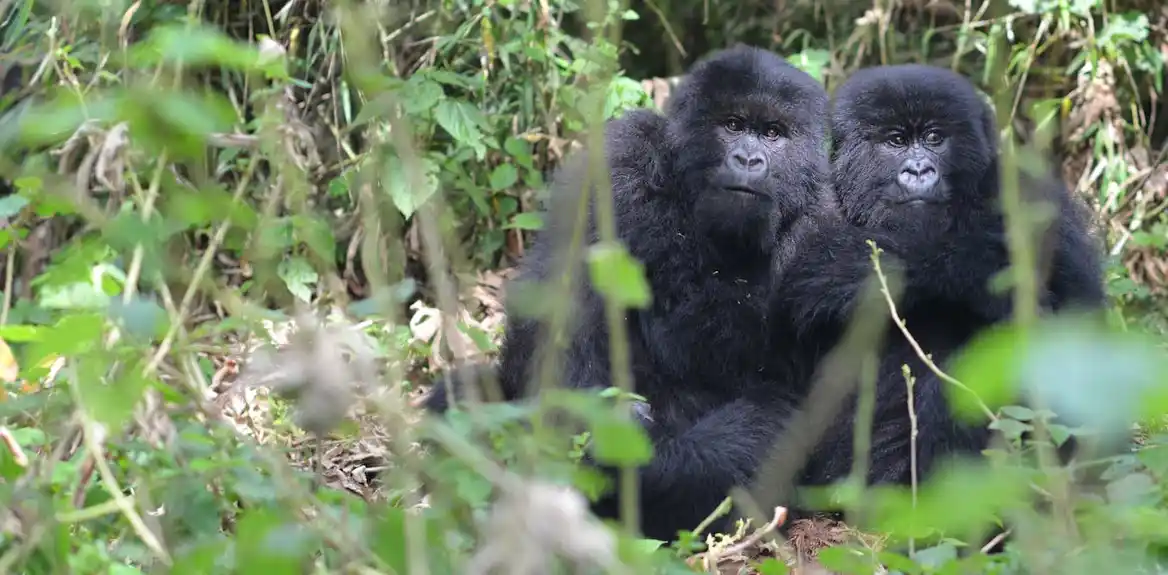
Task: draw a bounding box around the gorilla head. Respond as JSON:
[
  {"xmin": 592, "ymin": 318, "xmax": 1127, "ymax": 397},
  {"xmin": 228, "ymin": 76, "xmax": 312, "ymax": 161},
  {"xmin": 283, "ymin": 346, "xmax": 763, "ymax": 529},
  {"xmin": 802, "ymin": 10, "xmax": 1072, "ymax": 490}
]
[
  {"xmin": 663, "ymin": 44, "xmax": 830, "ymax": 250},
  {"xmin": 829, "ymin": 64, "xmax": 1000, "ymax": 233}
]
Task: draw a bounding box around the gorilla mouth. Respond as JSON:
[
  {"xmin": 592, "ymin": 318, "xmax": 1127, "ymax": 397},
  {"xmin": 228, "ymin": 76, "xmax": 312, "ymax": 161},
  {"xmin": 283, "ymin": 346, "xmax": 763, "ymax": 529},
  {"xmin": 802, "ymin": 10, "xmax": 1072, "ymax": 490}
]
[
  {"xmin": 896, "ymin": 196, "xmax": 942, "ymax": 207},
  {"xmin": 725, "ymin": 186, "xmax": 766, "ymax": 198}
]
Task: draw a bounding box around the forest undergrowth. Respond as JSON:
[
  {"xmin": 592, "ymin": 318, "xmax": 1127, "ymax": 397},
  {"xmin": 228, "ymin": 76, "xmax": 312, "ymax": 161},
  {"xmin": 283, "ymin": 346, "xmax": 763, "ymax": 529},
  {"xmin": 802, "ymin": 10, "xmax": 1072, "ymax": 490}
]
[{"xmin": 0, "ymin": 0, "xmax": 1166, "ymax": 574}]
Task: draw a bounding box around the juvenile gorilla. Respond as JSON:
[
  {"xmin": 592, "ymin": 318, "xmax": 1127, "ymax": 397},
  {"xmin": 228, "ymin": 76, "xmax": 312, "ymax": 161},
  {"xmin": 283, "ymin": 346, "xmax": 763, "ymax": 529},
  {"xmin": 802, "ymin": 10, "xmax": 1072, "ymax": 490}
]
[
  {"xmin": 423, "ymin": 45, "xmax": 832, "ymax": 540},
  {"xmin": 770, "ymin": 65, "xmax": 1106, "ymax": 497}
]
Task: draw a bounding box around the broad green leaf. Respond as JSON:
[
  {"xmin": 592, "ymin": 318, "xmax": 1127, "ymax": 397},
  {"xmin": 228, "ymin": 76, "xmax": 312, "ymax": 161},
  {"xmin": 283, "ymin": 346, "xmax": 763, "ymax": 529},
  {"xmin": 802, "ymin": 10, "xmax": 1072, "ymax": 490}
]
[
  {"xmin": 503, "ymin": 212, "xmax": 544, "ymax": 230},
  {"xmin": 277, "ymin": 257, "xmax": 318, "ymax": 303},
  {"xmin": 11, "ymin": 427, "xmax": 46, "ymax": 448},
  {"xmin": 434, "ymin": 100, "xmax": 487, "ymax": 157},
  {"xmin": 38, "ymin": 282, "xmax": 110, "ymax": 310},
  {"xmin": 999, "ymin": 405, "xmax": 1036, "ymax": 421},
  {"xmin": 291, "ymin": 214, "xmax": 338, "ymax": 263},
  {"xmin": 0, "ymin": 194, "xmax": 27, "ymax": 218},
  {"xmin": 401, "ymin": 77, "xmax": 445, "ymax": 115},
  {"xmin": 1099, "ymin": 12, "xmax": 1149, "ymax": 45},
  {"xmin": 789, "ymin": 48, "xmax": 831, "ymax": 82},
  {"xmin": 587, "ymin": 242, "xmax": 652, "ymax": 309},
  {"xmin": 125, "ymin": 89, "xmax": 236, "ymax": 161},
  {"xmin": 1019, "ymin": 316, "xmax": 1168, "ymax": 438},
  {"xmin": 1105, "ymin": 472, "xmax": 1158, "ymax": 507},
  {"xmin": 489, "ymin": 163, "xmax": 518, "ymax": 191},
  {"xmin": 383, "ymin": 153, "xmax": 440, "ymax": 218},
  {"xmin": 77, "ymin": 360, "xmax": 151, "ymax": 430},
  {"xmin": 912, "ymin": 542, "xmax": 959, "ymax": 570},
  {"xmin": 754, "ymin": 558, "xmax": 790, "ymax": 575},
  {"xmin": 816, "ymin": 545, "xmax": 877, "ymax": 575},
  {"xmin": 130, "ymin": 24, "xmax": 286, "ymax": 78},
  {"xmin": 19, "ymin": 91, "xmax": 120, "ymax": 147},
  {"xmin": 234, "ymin": 508, "xmax": 314, "ymax": 573},
  {"xmin": 108, "ymin": 297, "xmax": 167, "ymax": 341},
  {"xmin": 948, "ymin": 324, "xmax": 1025, "ymax": 422},
  {"xmin": 504, "ymin": 135, "xmax": 534, "ymax": 168},
  {"xmin": 604, "ymin": 77, "xmax": 651, "ymax": 118},
  {"xmin": 988, "ymin": 417, "xmax": 1032, "ymax": 442},
  {"xmin": 0, "ymin": 324, "xmax": 41, "ymax": 342},
  {"xmin": 590, "ymin": 418, "xmax": 653, "ymax": 465},
  {"xmin": 866, "ymin": 460, "xmax": 1029, "ymax": 540},
  {"xmin": 371, "ymin": 506, "xmax": 453, "ymax": 574}
]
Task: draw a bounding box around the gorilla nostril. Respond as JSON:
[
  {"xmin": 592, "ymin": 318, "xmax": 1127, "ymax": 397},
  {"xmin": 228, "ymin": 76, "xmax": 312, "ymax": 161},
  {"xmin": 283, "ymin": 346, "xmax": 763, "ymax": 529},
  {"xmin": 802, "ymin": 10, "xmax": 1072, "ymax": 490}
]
[{"xmin": 733, "ymin": 153, "xmax": 749, "ymax": 167}]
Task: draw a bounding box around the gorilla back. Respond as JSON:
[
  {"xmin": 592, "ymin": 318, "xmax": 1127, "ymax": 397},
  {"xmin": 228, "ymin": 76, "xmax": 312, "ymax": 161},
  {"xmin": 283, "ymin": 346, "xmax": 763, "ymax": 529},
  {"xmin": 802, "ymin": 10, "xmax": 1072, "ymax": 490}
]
[
  {"xmin": 424, "ymin": 45, "xmax": 833, "ymax": 541},
  {"xmin": 770, "ymin": 64, "xmax": 1105, "ymax": 499}
]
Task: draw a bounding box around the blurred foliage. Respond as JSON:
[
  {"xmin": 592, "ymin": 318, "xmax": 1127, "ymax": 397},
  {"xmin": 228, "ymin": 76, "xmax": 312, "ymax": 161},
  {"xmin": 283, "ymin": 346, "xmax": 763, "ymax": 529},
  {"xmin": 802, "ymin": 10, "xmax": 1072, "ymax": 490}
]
[{"xmin": 0, "ymin": 0, "xmax": 1164, "ymax": 574}]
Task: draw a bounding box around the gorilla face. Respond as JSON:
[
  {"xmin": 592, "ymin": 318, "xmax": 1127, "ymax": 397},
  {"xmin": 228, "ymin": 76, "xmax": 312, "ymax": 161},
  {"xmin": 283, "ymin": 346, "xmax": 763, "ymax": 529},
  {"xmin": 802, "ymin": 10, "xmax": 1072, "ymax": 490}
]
[
  {"xmin": 662, "ymin": 45, "xmax": 830, "ymax": 250},
  {"xmin": 829, "ymin": 64, "xmax": 1000, "ymax": 232}
]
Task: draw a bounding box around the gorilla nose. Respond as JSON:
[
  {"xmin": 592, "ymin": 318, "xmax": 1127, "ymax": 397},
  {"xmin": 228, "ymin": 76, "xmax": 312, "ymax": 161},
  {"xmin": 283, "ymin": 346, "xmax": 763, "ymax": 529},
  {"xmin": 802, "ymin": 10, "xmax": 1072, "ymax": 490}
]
[
  {"xmin": 898, "ymin": 158, "xmax": 938, "ymax": 192},
  {"xmin": 732, "ymin": 152, "xmax": 767, "ymax": 173}
]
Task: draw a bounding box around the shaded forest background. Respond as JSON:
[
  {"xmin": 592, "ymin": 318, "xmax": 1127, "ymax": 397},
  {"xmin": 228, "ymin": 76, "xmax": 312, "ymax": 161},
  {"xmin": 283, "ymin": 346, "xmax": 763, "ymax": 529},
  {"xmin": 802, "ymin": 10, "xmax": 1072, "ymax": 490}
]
[{"xmin": 0, "ymin": 0, "xmax": 1166, "ymax": 574}]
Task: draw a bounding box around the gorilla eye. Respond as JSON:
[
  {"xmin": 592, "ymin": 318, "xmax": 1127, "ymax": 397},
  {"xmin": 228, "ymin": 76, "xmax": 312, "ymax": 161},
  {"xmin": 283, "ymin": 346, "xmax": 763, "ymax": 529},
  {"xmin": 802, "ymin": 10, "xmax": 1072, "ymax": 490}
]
[
  {"xmin": 762, "ymin": 123, "xmax": 784, "ymax": 140},
  {"xmin": 725, "ymin": 117, "xmax": 745, "ymax": 132},
  {"xmin": 886, "ymin": 133, "xmax": 907, "ymax": 147},
  {"xmin": 923, "ymin": 130, "xmax": 945, "ymax": 145}
]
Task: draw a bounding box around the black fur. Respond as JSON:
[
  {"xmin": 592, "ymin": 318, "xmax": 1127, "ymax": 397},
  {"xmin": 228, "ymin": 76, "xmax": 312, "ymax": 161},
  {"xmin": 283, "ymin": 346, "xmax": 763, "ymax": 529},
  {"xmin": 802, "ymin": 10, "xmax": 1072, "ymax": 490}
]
[
  {"xmin": 423, "ymin": 44, "xmax": 833, "ymax": 540},
  {"xmin": 770, "ymin": 65, "xmax": 1106, "ymax": 499}
]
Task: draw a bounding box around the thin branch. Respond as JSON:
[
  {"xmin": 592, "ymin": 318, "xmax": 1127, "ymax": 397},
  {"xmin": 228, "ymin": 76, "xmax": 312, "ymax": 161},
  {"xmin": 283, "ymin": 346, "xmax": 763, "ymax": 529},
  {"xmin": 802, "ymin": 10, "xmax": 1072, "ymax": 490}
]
[{"xmin": 866, "ymin": 240, "xmax": 997, "ymax": 422}]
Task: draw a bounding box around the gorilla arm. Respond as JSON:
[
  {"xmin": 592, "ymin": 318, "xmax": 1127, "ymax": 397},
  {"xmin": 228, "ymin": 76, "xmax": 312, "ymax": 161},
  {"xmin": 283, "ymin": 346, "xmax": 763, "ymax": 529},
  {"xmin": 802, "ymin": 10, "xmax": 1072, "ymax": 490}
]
[
  {"xmin": 588, "ymin": 393, "xmax": 795, "ymax": 540},
  {"xmin": 771, "ymin": 221, "xmax": 1013, "ymax": 342},
  {"xmin": 1038, "ymin": 177, "xmax": 1107, "ymax": 312}
]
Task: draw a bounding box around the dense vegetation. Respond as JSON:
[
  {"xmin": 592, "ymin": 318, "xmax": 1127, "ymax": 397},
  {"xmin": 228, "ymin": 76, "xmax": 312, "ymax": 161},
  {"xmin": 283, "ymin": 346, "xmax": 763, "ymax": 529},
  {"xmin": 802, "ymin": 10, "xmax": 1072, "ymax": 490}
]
[{"xmin": 0, "ymin": 0, "xmax": 1165, "ymax": 573}]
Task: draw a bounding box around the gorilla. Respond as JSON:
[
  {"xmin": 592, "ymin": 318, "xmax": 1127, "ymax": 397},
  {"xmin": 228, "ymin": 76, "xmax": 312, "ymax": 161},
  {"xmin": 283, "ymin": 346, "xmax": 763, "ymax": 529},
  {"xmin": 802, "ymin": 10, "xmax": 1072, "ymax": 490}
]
[
  {"xmin": 768, "ymin": 65, "xmax": 1106, "ymax": 502},
  {"xmin": 422, "ymin": 45, "xmax": 833, "ymax": 540}
]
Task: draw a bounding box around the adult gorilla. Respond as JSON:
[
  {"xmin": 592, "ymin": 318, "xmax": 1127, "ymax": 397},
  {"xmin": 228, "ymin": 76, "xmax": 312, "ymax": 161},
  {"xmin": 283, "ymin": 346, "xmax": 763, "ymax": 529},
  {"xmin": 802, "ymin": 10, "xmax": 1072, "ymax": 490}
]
[
  {"xmin": 423, "ymin": 45, "xmax": 833, "ymax": 540},
  {"xmin": 769, "ymin": 65, "xmax": 1106, "ymax": 498}
]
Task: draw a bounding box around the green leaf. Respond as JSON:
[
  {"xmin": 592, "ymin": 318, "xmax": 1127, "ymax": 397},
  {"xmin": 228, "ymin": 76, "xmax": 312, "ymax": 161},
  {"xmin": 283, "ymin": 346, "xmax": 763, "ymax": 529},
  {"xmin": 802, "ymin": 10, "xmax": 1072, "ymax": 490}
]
[
  {"xmin": 912, "ymin": 542, "xmax": 959, "ymax": 570},
  {"xmin": 1105, "ymin": 472, "xmax": 1158, "ymax": 507},
  {"xmin": 816, "ymin": 546, "xmax": 877, "ymax": 575},
  {"xmin": 0, "ymin": 324, "xmax": 42, "ymax": 342},
  {"xmin": 504, "ymin": 136, "xmax": 534, "ymax": 168},
  {"xmin": 948, "ymin": 322, "xmax": 1026, "ymax": 421},
  {"xmin": 754, "ymin": 558, "xmax": 790, "ymax": 575},
  {"xmin": 402, "ymin": 78, "xmax": 445, "ymax": 115},
  {"xmin": 999, "ymin": 405, "xmax": 1036, "ymax": 421},
  {"xmin": 988, "ymin": 416, "xmax": 1032, "ymax": 441},
  {"xmin": 234, "ymin": 508, "xmax": 314, "ymax": 573},
  {"xmin": 277, "ymin": 257, "xmax": 318, "ymax": 303},
  {"xmin": 587, "ymin": 242, "xmax": 652, "ymax": 309},
  {"xmin": 291, "ymin": 214, "xmax": 338, "ymax": 263},
  {"xmin": 789, "ymin": 48, "xmax": 831, "ymax": 82},
  {"xmin": 590, "ymin": 418, "xmax": 653, "ymax": 466},
  {"xmin": 1047, "ymin": 423, "xmax": 1073, "ymax": 447},
  {"xmin": 876, "ymin": 551, "xmax": 921, "ymax": 575},
  {"xmin": 107, "ymin": 297, "xmax": 168, "ymax": 341},
  {"xmin": 434, "ymin": 100, "xmax": 487, "ymax": 157},
  {"xmin": 383, "ymin": 153, "xmax": 440, "ymax": 218},
  {"xmin": 867, "ymin": 460, "xmax": 1029, "ymax": 540},
  {"xmin": 126, "ymin": 88, "xmax": 236, "ymax": 161},
  {"xmin": 77, "ymin": 360, "xmax": 151, "ymax": 430},
  {"xmin": 0, "ymin": 194, "xmax": 27, "ymax": 218},
  {"xmin": 503, "ymin": 212, "xmax": 544, "ymax": 230},
  {"xmin": 1019, "ymin": 316, "xmax": 1168, "ymax": 438},
  {"xmin": 131, "ymin": 24, "xmax": 285, "ymax": 77},
  {"xmin": 19, "ymin": 91, "xmax": 120, "ymax": 147},
  {"xmin": 1099, "ymin": 12, "xmax": 1149, "ymax": 46},
  {"xmin": 489, "ymin": 163, "xmax": 519, "ymax": 191},
  {"xmin": 371, "ymin": 506, "xmax": 453, "ymax": 574}
]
